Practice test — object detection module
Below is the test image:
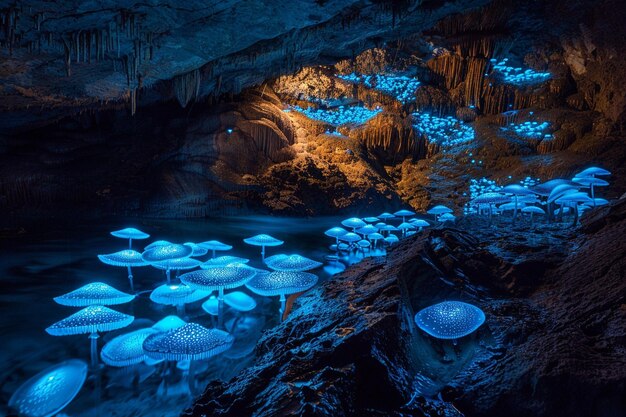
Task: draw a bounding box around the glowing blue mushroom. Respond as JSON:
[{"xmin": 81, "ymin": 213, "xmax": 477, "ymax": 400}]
[
  {"xmin": 201, "ymin": 255, "xmax": 250, "ymax": 268},
  {"xmin": 324, "ymin": 227, "xmax": 348, "ymax": 246},
  {"xmin": 144, "ymin": 240, "xmax": 172, "ymax": 250},
  {"xmin": 377, "ymin": 212, "xmax": 396, "ymax": 223},
  {"xmin": 150, "ymin": 284, "xmax": 211, "ymax": 316},
  {"xmin": 151, "ymin": 257, "xmax": 202, "ymax": 283},
  {"xmin": 9, "ymin": 359, "xmax": 88, "ymax": 417},
  {"xmin": 243, "ymin": 234, "xmax": 284, "ymax": 260},
  {"xmin": 142, "ymin": 323, "xmax": 234, "ymax": 394},
  {"xmin": 246, "ymin": 271, "xmax": 318, "ymax": 321},
  {"xmin": 180, "ymin": 266, "xmax": 256, "ymax": 327},
  {"xmin": 183, "ymin": 242, "xmax": 209, "ymax": 257},
  {"xmin": 142, "ymin": 244, "xmax": 193, "ymax": 284},
  {"xmin": 427, "ymin": 205, "xmax": 453, "ymax": 221},
  {"xmin": 414, "ymin": 301, "xmax": 485, "ymax": 340},
  {"xmin": 264, "ymin": 254, "xmax": 323, "ymax": 272},
  {"xmin": 46, "ymin": 306, "xmax": 134, "ymax": 368},
  {"xmin": 98, "ymin": 249, "xmax": 149, "ymax": 291},
  {"xmin": 110, "ymin": 228, "xmax": 150, "ymax": 249},
  {"xmin": 224, "ymin": 291, "xmax": 257, "ymax": 312},
  {"xmin": 54, "ymin": 282, "xmax": 134, "ymax": 307},
  {"xmin": 341, "ymin": 217, "xmax": 367, "ymax": 231},
  {"xmin": 152, "ymin": 315, "xmax": 187, "ymax": 332},
  {"xmin": 197, "ymin": 240, "xmax": 233, "ymax": 258},
  {"xmin": 101, "ymin": 328, "xmax": 157, "ymax": 367},
  {"xmin": 394, "ymin": 209, "xmax": 416, "ymax": 222}
]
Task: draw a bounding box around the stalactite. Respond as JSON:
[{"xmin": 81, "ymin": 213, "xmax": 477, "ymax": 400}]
[{"xmin": 173, "ymin": 69, "xmax": 201, "ymax": 108}]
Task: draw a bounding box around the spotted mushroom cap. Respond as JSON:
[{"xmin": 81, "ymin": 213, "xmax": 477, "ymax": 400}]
[
  {"xmin": 142, "ymin": 323, "xmax": 234, "ymax": 361},
  {"xmin": 414, "ymin": 301, "xmax": 485, "ymax": 339}
]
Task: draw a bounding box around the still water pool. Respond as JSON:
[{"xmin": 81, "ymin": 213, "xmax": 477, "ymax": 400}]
[{"xmin": 0, "ymin": 215, "xmax": 381, "ymax": 416}]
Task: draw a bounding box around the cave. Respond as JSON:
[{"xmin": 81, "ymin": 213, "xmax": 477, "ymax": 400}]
[{"xmin": 1, "ymin": 0, "xmax": 625, "ymax": 416}]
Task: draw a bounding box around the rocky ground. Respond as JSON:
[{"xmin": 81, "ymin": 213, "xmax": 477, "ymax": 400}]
[{"xmin": 185, "ymin": 197, "xmax": 626, "ymax": 417}]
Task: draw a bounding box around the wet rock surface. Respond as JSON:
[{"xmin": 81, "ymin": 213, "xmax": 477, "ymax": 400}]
[{"xmin": 186, "ymin": 199, "xmax": 626, "ymax": 417}]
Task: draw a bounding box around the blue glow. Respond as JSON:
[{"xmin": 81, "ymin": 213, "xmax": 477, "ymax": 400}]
[
  {"xmin": 183, "ymin": 242, "xmax": 209, "ymax": 257},
  {"xmin": 141, "ymin": 244, "xmax": 193, "ymax": 263},
  {"xmin": 142, "ymin": 323, "xmax": 234, "ymax": 361},
  {"xmin": 54, "ymin": 282, "xmax": 134, "ymax": 307},
  {"xmin": 110, "ymin": 227, "xmax": 150, "ymax": 241},
  {"xmin": 223, "ymin": 291, "xmax": 257, "ymax": 312},
  {"xmin": 412, "ymin": 113, "xmax": 475, "ymax": 147},
  {"xmin": 152, "ymin": 315, "xmax": 187, "ymax": 332},
  {"xmin": 490, "ymin": 58, "xmax": 550, "ymax": 85},
  {"xmin": 9, "ymin": 359, "xmax": 87, "ymax": 417},
  {"xmin": 98, "ymin": 249, "xmax": 148, "ymax": 267},
  {"xmin": 46, "ymin": 306, "xmax": 134, "ymax": 336},
  {"xmin": 502, "ymin": 121, "xmax": 550, "ymax": 139},
  {"xmin": 101, "ymin": 328, "xmax": 157, "ymax": 367},
  {"xmin": 201, "ymin": 255, "xmax": 250, "ymax": 268},
  {"xmin": 180, "ymin": 267, "xmax": 256, "ymax": 292},
  {"xmin": 150, "ymin": 284, "xmax": 211, "ymax": 306},
  {"xmin": 292, "ymin": 104, "xmax": 381, "ymax": 126},
  {"xmin": 337, "ymin": 72, "xmax": 421, "ymax": 104},
  {"xmin": 151, "ymin": 257, "xmax": 201, "ymax": 271},
  {"xmin": 264, "ymin": 254, "xmax": 323, "ymax": 272},
  {"xmin": 246, "ymin": 271, "xmax": 318, "ymax": 297},
  {"xmin": 414, "ymin": 301, "xmax": 486, "ymax": 339},
  {"xmin": 243, "ymin": 234, "xmax": 284, "ymax": 247}
]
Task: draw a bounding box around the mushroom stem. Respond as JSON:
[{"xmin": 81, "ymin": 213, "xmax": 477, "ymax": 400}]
[
  {"xmin": 89, "ymin": 332, "xmax": 99, "ymax": 368},
  {"xmin": 187, "ymin": 359, "xmax": 196, "ymax": 396},
  {"xmin": 591, "ymin": 184, "xmax": 595, "ymax": 206},
  {"xmin": 218, "ymin": 287, "xmax": 224, "ymax": 328},
  {"xmin": 279, "ymin": 293, "xmax": 286, "ymax": 322},
  {"xmin": 127, "ymin": 266, "xmax": 134, "ymax": 292},
  {"xmin": 166, "ymin": 269, "xmax": 171, "ymax": 285},
  {"xmin": 261, "ymin": 246, "xmax": 266, "ymax": 260},
  {"xmin": 128, "ymin": 238, "xmax": 132, "ymax": 249},
  {"xmin": 212, "ymin": 249, "xmax": 216, "ymax": 258},
  {"xmin": 513, "ymin": 196, "xmax": 518, "ymax": 224},
  {"xmin": 176, "ymin": 303, "xmax": 185, "ymax": 317}
]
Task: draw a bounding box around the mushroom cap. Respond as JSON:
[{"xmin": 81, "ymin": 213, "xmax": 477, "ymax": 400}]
[
  {"xmin": 555, "ymin": 192, "xmax": 593, "ymax": 205},
  {"xmin": 98, "ymin": 250, "xmax": 149, "ymax": 267},
  {"xmin": 357, "ymin": 239, "xmax": 371, "ymax": 248},
  {"xmin": 183, "ymin": 242, "xmax": 209, "ymax": 257},
  {"xmin": 427, "ymin": 205, "xmax": 453, "ymax": 215},
  {"xmin": 338, "ymin": 232, "xmax": 362, "ymax": 243},
  {"xmin": 150, "ymin": 284, "xmax": 211, "ymax": 306},
  {"xmin": 521, "ymin": 206, "xmax": 546, "ymax": 215},
  {"xmin": 223, "ymin": 291, "xmax": 257, "ymax": 312},
  {"xmin": 201, "ymin": 296, "xmax": 219, "ymax": 316},
  {"xmin": 409, "ymin": 219, "xmax": 430, "ymax": 227},
  {"xmin": 54, "ymin": 282, "xmax": 135, "ymax": 307},
  {"xmin": 180, "ymin": 266, "xmax": 256, "ymax": 292},
  {"xmin": 337, "ymin": 243, "xmax": 351, "ymax": 251},
  {"xmin": 46, "ymin": 306, "xmax": 134, "ymax": 336},
  {"xmin": 368, "ymin": 232, "xmax": 384, "ymax": 240},
  {"xmin": 362, "ymin": 217, "xmax": 380, "ymax": 223},
  {"xmin": 264, "ymin": 254, "xmax": 322, "ymax": 272},
  {"xmin": 9, "ymin": 359, "xmax": 87, "ymax": 417},
  {"xmin": 439, "ymin": 213, "xmax": 456, "ymax": 222},
  {"xmin": 324, "ymin": 227, "xmax": 348, "ymax": 238},
  {"xmin": 110, "ymin": 228, "xmax": 150, "ymax": 240},
  {"xmin": 377, "ymin": 212, "xmax": 396, "ymax": 219},
  {"xmin": 384, "ymin": 235, "xmax": 400, "ymax": 244},
  {"xmin": 197, "ymin": 240, "xmax": 233, "ymax": 251},
  {"xmin": 246, "ymin": 271, "xmax": 318, "ymax": 297},
  {"xmin": 101, "ymin": 328, "xmax": 157, "ymax": 367},
  {"xmin": 374, "ymin": 222, "xmax": 387, "ymax": 229},
  {"xmin": 590, "ymin": 198, "xmax": 609, "ymax": 206},
  {"xmin": 151, "ymin": 257, "xmax": 202, "ymax": 271},
  {"xmin": 394, "ymin": 209, "xmax": 416, "ymax": 217},
  {"xmin": 142, "ymin": 323, "xmax": 234, "ymax": 361},
  {"xmin": 397, "ymin": 222, "xmax": 416, "ymax": 230},
  {"xmin": 144, "ymin": 240, "xmax": 172, "ymax": 250},
  {"xmin": 243, "ymin": 234, "xmax": 284, "ymax": 247},
  {"xmin": 414, "ymin": 301, "xmax": 485, "ymax": 339},
  {"xmin": 502, "ymin": 184, "xmax": 533, "ymax": 195},
  {"xmin": 142, "ymin": 244, "xmax": 192, "ymax": 263},
  {"xmin": 498, "ymin": 202, "xmax": 518, "ymax": 211},
  {"xmin": 379, "ymin": 224, "xmax": 399, "ymax": 232},
  {"xmin": 547, "ymin": 184, "xmax": 580, "ymax": 203},
  {"xmin": 572, "ymin": 177, "xmax": 609, "ymax": 187},
  {"xmin": 471, "ymin": 192, "xmax": 510, "ymax": 205},
  {"xmin": 161, "ymin": 257, "xmax": 204, "ymax": 271},
  {"xmin": 201, "ymin": 256, "xmax": 250, "ymax": 268},
  {"xmin": 575, "ymin": 166, "xmax": 611, "ymax": 177},
  {"xmin": 356, "ymin": 225, "xmax": 379, "ymax": 235},
  {"xmin": 341, "ymin": 217, "xmax": 367, "ymax": 229},
  {"xmin": 531, "ymin": 179, "xmax": 578, "ymax": 196},
  {"xmin": 152, "ymin": 315, "xmax": 187, "ymax": 332}
]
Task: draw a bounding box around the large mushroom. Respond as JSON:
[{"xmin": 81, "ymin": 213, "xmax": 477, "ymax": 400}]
[
  {"xmin": 414, "ymin": 301, "xmax": 485, "ymax": 341},
  {"xmin": 142, "ymin": 244, "xmax": 193, "ymax": 284},
  {"xmin": 264, "ymin": 254, "xmax": 323, "ymax": 272},
  {"xmin": 142, "ymin": 323, "xmax": 233, "ymax": 394},
  {"xmin": 97, "ymin": 250, "xmax": 149, "ymax": 291},
  {"xmin": 46, "ymin": 306, "xmax": 134, "ymax": 368},
  {"xmin": 243, "ymin": 234, "xmax": 284, "ymax": 260},
  {"xmin": 110, "ymin": 228, "xmax": 150, "ymax": 249},
  {"xmin": 54, "ymin": 282, "xmax": 135, "ymax": 307},
  {"xmin": 150, "ymin": 284, "xmax": 211, "ymax": 316},
  {"xmin": 180, "ymin": 266, "xmax": 256, "ymax": 327},
  {"xmin": 246, "ymin": 271, "xmax": 318, "ymax": 321},
  {"xmin": 502, "ymin": 184, "xmax": 534, "ymax": 224}
]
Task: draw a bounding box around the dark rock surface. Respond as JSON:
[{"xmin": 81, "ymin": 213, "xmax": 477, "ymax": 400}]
[{"xmin": 186, "ymin": 198, "xmax": 626, "ymax": 417}]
